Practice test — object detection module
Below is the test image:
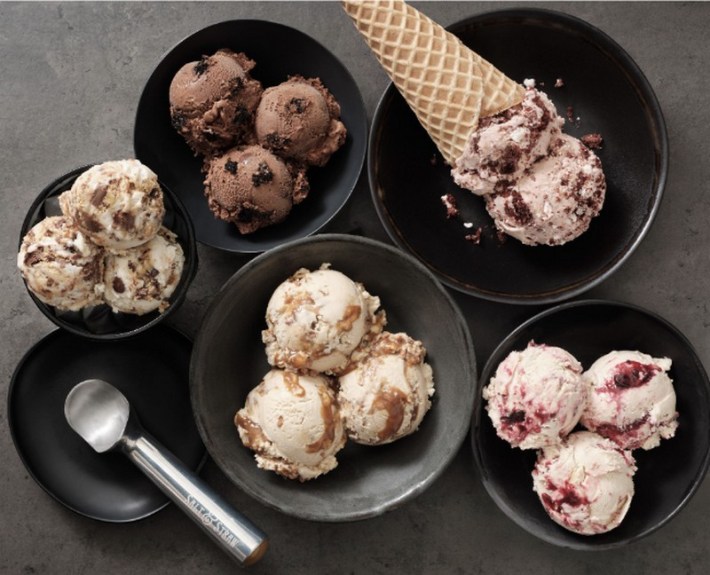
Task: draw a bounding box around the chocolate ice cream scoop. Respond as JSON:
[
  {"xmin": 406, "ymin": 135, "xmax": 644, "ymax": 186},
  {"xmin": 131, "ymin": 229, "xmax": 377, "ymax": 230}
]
[
  {"xmin": 255, "ymin": 76, "xmax": 347, "ymax": 167},
  {"xmin": 203, "ymin": 145, "xmax": 309, "ymax": 234},
  {"xmin": 169, "ymin": 49, "xmax": 263, "ymax": 156}
]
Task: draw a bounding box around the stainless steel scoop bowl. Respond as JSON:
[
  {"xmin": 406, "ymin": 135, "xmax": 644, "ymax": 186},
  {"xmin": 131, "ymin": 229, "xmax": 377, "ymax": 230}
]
[{"xmin": 64, "ymin": 379, "xmax": 268, "ymax": 566}]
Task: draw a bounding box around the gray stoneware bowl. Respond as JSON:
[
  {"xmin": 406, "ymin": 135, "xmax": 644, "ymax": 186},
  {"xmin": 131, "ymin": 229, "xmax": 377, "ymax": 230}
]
[{"xmin": 190, "ymin": 234, "xmax": 477, "ymax": 521}]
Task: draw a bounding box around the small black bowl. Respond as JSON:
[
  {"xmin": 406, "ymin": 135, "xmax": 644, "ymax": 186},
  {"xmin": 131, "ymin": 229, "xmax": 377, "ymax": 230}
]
[
  {"xmin": 369, "ymin": 8, "xmax": 668, "ymax": 304},
  {"xmin": 190, "ymin": 234, "xmax": 477, "ymax": 521},
  {"xmin": 472, "ymin": 300, "xmax": 710, "ymax": 549},
  {"xmin": 18, "ymin": 164, "xmax": 198, "ymax": 340},
  {"xmin": 134, "ymin": 20, "xmax": 367, "ymax": 254}
]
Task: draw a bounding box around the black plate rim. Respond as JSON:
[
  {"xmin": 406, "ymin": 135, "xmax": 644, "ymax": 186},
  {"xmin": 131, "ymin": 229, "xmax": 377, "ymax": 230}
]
[
  {"xmin": 471, "ymin": 298, "xmax": 710, "ymax": 550},
  {"xmin": 7, "ymin": 325, "xmax": 207, "ymax": 523},
  {"xmin": 133, "ymin": 19, "xmax": 368, "ymax": 255},
  {"xmin": 18, "ymin": 163, "xmax": 199, "ymax": 341},
  {"xmin": 190, "ymin": 232, "xmax": 477, "ymax": 522},
  {"xmin": 368, "ymin": 7, "xmax": 669, "ymax": 305}
]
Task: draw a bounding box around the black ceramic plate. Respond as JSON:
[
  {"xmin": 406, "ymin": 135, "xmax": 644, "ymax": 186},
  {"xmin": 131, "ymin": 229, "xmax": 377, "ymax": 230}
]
[
  {"xmin": 369, "ymin": 8, "xmax": 668, "ymax": 304},
  {"xmin": 8, "ymin": 326, "xmax": 205, "ymax": 522},
  {"xmin": 134, "ymin": 20, "xmax": 367, "ymax": 253},
  {"xmin": 190, "ymin": 234, "xmax": 476, "ymax": 521},
  {"xmin": 472, "ymin": 300, "xmax": 710, "ymax": 549},
  {"xmin": 19, "ymin": 164, "xmax": 198, "ymax": 339}
]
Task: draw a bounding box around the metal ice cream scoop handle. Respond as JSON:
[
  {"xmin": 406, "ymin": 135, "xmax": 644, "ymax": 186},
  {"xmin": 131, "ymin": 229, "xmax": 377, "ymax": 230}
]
[{"xmin": 64, "ymin": 379, "xmax": 268, "ymax": 566}]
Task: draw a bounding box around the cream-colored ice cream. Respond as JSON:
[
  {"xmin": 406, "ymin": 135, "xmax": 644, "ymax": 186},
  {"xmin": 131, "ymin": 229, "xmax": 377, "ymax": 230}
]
[
  {"xmin": 103, "ymin": 227, "xmax": 184, "ymax": 315},
  {"xmin": 452, "ymin": 88, "xmax": 564, "ymax": 196},
  {"xmin": 262, "ymin": 266, "xmax": 385, "ymax": 374},
  {"xmin": 580, "ymin": 350, "xmax": 678, "ymax": 451},
  {"xmin": 17, "ymin": 216, "xmax": 104, "ymax": 311},
  {"xmin": 235, "ymin": 368, "xmax": 347, "ymax": 481},
  {"xmin": 60, "ymin": 160, "xmax": 165, "ymax": 251},
  {"xmin": 532, "ymin": 431, "xmax": 637, "ymax": 535},
  {"xmin": 483, "ymin": 134, "xmax": 606, "ymax": 246},
  {"xmin": 483, "ymin": 341, "xmax": 586, "ymax": 449},
  {"xmin": 337, "ymin": 332, "xmax": 434, "ymax": 445}
]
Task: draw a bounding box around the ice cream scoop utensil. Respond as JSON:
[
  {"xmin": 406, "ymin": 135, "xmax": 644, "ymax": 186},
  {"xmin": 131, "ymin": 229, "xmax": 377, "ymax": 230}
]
[{"xmin": 64, "ymin": 379, "xmax": 268, "ymax": 566}]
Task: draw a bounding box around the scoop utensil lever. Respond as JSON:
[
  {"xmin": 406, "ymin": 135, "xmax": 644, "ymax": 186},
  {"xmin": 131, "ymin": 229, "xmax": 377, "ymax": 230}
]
[{"xmin": 64, "ymin": 379, "xmax": 268, "ymax": 566}]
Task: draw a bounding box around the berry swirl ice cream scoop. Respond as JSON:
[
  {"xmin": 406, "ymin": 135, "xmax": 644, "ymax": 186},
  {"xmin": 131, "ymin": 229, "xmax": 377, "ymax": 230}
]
[{"xmin": 580, "ymin": 350, "xmax": 678, "ymax": 450}]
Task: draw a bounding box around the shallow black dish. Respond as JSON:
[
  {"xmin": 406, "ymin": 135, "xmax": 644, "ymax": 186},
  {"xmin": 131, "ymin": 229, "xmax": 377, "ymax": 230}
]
[
  {"xmin": 369, "ymin": 8, "xmax": 668, "ymax": 304},
  {"xmin": 134, "ymin": 20, "xmax": 367, "ymax": 253},
  {"xmin": 472, "ymin": 300, "xmax": 710, "ymax": 549},
  {"xmin": 19, "ymin": 164, "xmax": 198, "ymax": 340},
  {"xmin": 190, "ymin": 234, "xmax": 476, "ymax": 521},
  {"xmin": 8, "ymin": 326, "xmax": 205, "ymax": 522}
]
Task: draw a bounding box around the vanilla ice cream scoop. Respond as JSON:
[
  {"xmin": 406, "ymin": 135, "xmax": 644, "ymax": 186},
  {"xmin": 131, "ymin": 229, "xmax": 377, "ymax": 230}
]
[
  {"xmin": 17, "ymin": 216, "xmax": 104, "ymax": 311},
  {"xmin": 337, "ymin": 332, "xmax": 434, "ymax": 445},
  {"xmin": 533, "ymin": 431, "xmax": 637, "ymax": 535},
  {"xmin": 580, "ymin": 350, "xmax": 678, "ymax": 450},
  {"xmin": 262, "ymin": 266, "xmax": 385, "ymax": 374},
  {"xmin": 483, "ymin": 341, "xmax": 586, "ymax": 449},
  {"xmin": 60, "ymin": 159, "xmax": 165, "ymax": 251},
  {"xmin": 235, "ymin": 369, "xmax": 347, "ymax": 481},
  {"xmin": 452, "ymin": 88, "xmax": 564, "ymax": 196},
  {"xmin": 103, "ymin": 226, "xmax": 184, "ymax": 315}
]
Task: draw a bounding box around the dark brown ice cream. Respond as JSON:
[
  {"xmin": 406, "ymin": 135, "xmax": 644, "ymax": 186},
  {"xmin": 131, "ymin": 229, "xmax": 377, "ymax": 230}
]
[
  {"xmin": 255, "ymin": 76, "xmax": 347, "ymax": 167},
  {"xmin": 203, "ymin": 145, "xmax": 309, "ymax": 234},
  {"xmin": 169, "ymin": 49, "xmax": 263, "ymax": 156}
]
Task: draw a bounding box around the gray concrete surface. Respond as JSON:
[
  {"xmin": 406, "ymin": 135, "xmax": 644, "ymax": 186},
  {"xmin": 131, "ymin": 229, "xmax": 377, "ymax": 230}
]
[{"xmin": 2, "ymin": 2, "xmax": 710, "ymax": 573}]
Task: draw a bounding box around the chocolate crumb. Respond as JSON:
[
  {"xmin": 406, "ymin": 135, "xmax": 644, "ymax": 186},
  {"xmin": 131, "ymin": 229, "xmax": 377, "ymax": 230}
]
[
  {"xmin": 113, "ymin": 211, "xmax": 136, "ymax": 231},
  {"xmin": 91, "ymin": 186, "xmax": 108, "ymax": 207},
  {"xmin": 24, "ymin": 249, "xmax": 44, "ymax": 267},
  {"xmin": 195, "ymin": 56, "xmax": 210, "ymax": 76},
  {"xmin": 581, "ymin": 133, "xmax": 604, "ymax": 150},
  {"xmin": 440, "ymin": 194, "xmax": 459, "ymax": 218},
  {"xmin": 112, "ymin": 277, "xmax": 125, "ymax": 293},
  {"xmin": 194, "ymin": 57, "xmax": 209, "ymax": 76},
  {"xmin": 265, "ymin": 132, "xmax": 291, "ymax": 151},
  {"xmin": 287, "ymin": 97, "xmax": 307, "ymax": 114},
  {"xmin": 465, "ymin": 228, "xmax": 483, "ymax": 244},
  {"xmin": 505, "ymin": 191, "xmax": 533, "ymax": 226},
  {"xmin": 230, "ymin": 76, "xmax": 244, "ymax": 95},
  {"xmin": 224, "ymin": 160, "xmax": 238, "ymax": 174},
  {"xmin": 171, "ymin": 113, "xmax": 186, "ymax": 130},
  {"xmin": 233, "ymin": 106, "xmax": 251, "ymax": 126},
  {"xmin": 252, "ymin": 162, "xmax": 273, "ymax": 186}
]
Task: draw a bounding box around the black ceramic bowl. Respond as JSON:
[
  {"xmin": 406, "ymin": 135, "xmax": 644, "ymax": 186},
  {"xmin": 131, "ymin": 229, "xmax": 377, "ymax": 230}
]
[
  {"xmin": 18, "ymin": 164, "xmax": 197, "ymax": 339},
  {"xmin": 369, "ymin": 8, "xmax": 668, "ymax": 304},
  {"xmin": 134, "ymin": 20, "xmax": 367, "ymax": 254},
  {"xmin": 472, "ymin": 300, "xmax": 710, "ymax": 549},
  {"xmin": 8, "ymin": 325, "xmax": 205, "ymax": 522},
  {"xmin": 190, "ymin": 234, "xmax": 476, "ymax": 521}
]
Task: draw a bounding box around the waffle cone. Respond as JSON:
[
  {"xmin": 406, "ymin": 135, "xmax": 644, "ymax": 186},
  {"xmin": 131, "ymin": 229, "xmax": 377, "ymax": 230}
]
[{"xmin": 343, "ymin": 0, "xmax": 524, "ymax": 164}]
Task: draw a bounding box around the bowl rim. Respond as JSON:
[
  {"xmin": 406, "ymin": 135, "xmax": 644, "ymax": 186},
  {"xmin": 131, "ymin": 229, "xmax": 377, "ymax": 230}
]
[
  {"xmin": 368, "ymin": 6, "xmax": 669, "ymax": 305},
  {"xmin": 471, "ymin": 298, "xmax": 710, "ymax": 549},
  {"xmin": 18, "ymin": 162, "xmax": 198, "ymax": 340},
  {"xmin": 190, "ymin": 232, "xmax": 478, "ymax": 521}
]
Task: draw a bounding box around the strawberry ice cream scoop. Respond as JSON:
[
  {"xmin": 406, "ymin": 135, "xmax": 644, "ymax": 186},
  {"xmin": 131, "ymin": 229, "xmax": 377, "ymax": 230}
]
[
  {"xmin": 580, "ymin": 350, "xmax": 678, "ymax": 450},
  {"xmin": 482, "ymin": 341, "xmax": 586, "ymax": 449},
  {"xmin": 532, "ymin": 431, "xmax": 637, "ymax": 535},
  {"xmin": 452, "ymin": 88, "xmax": 564, "ymax": 196}
]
